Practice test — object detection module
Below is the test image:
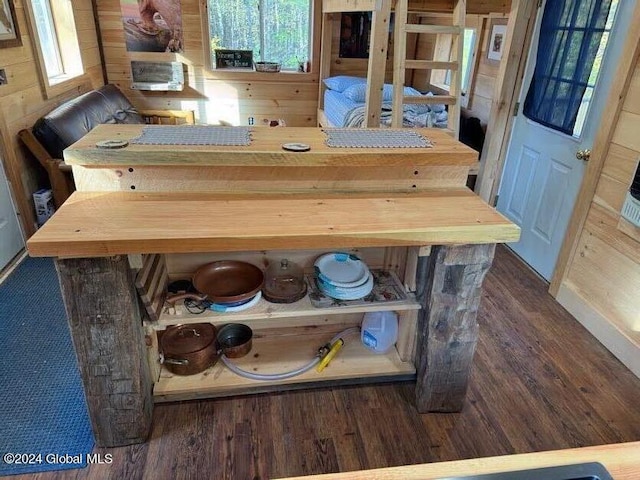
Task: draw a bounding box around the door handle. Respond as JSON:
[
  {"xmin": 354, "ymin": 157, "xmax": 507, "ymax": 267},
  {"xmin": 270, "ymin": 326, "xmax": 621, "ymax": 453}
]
[{"xmin": 576, "ymin": 149, "xmax": 591, "ymax": 161}]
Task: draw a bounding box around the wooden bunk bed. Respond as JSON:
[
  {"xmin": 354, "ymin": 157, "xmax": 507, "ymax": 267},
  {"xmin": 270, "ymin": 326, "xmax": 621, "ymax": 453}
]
[{"xmin": 317, "ymin": 0, "xmax": 465, "ymax": 137}]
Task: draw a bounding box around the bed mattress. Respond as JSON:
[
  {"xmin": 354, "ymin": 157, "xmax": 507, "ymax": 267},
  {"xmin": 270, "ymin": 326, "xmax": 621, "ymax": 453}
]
[{"xmin": 323, "ymin": 90, "xmax": 360, "ymax": 127}]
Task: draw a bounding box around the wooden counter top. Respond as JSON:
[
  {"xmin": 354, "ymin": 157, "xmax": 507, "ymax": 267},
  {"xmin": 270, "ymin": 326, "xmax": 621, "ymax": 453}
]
[
  {"xmin": 26, "ymin": 189, "xmax": 520, "ymax": 257},
  {"xmin": 276, "ymin": 442, "xmax": 640, "ymax": 479},
  {"xmin": 63, "ymin": 125, "xmax": 478, "ymax": 167}
]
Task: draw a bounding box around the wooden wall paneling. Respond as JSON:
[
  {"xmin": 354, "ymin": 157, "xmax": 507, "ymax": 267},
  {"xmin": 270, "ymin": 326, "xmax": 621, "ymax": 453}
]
[
  {"xmin": 474, "ymin": 0, "xmax": 538, "ymax": 203},
  {"xmin": 617, "ymin": 217, "xmax": 640, "ymax": 244},
  {"xmin": 600, "ymin": 142, "xmax": 640, "ymax": 185},
  {"xmin": 409, "ymin": 15, "xmax": 451, "ymax": 91},
  {"xmin": 556, "ymin": 283, "xmax": 640, "ymax": 379},
  {"xmin": 0, "ymin": 0, "xmax": 103, "ymax": 237},
  {"xmin": 410, "ymin": 13, "xmax": 502, "ymax": 124},
  {"xmin": 623, "ymin": 64, "xmax": 640, "ymax": 115},
  {"xmin": 98, "ymin": 0, "xmax": 321, "ymax": 127},
  {"xmin": 549, "ymin": 3, "xmax": 640, "ymax": 295},
  {"xmin": 584, "ymin": 203, "xmax": 640, "ymax": 266},
  {"xmin": 565, "ymin": 230, "xmax": 640, "ymax": 332},
  {"xmin": 593, "ymin": 173, "xmax": 628, "ymax": 213},
  {"xmin": 611, "ymin": 110, "xmax": 640, "ymax": 152}
]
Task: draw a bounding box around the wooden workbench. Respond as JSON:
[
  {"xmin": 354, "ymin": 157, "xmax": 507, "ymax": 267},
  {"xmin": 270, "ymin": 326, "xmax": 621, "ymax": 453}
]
[{"xmin": 27, "ymin": 125, "xmax": 519, "ymax": 447}]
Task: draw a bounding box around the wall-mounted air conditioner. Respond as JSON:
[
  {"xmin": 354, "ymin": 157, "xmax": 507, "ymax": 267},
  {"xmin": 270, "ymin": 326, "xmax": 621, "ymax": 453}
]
[{"xmin": 621, "ymin": 158, "xmax": 640, "ymax": 227}]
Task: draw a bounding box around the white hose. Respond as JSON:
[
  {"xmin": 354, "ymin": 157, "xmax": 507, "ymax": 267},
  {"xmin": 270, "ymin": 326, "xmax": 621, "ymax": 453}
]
[{"xmin": 221, "ymin": 326, "xmax": 361, "ymax": 381}]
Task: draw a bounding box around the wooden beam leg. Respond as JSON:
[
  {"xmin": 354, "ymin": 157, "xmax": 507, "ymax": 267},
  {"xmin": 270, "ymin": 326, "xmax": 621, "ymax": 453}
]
[
  {"xmin": 55, "ymin": 256, "xmax": 153, "ymax": 447},
  {"xmin": 414, "ymin": 244, "xmax": 496, "ymax": 413}
]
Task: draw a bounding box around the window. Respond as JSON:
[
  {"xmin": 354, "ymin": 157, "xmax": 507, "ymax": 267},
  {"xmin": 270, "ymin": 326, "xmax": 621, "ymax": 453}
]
[
  {"xmin": 25, "ymin": 0, "xmax": 84, "ymax": 96},
  {"xmin": 522, "ymin": 0, "xmax": 619, "ymax": 138},
  {"xmin": 207, "ymin": 0, "xmax": 312, "ymax": 71},
  {"xmin": 430, "ymin": 28, "xmax": 477, "ymax": 106},
  {"xmin": 572, "ymin": 0, "xmax": 619, "ymax": 137}
]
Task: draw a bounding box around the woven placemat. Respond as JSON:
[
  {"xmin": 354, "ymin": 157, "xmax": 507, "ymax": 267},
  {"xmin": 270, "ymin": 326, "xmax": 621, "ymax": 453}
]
[
  {"xmin": 130, "ymin": 125, "xmax": 252, "ymax": 146},
  {"xmin": 324, "ymin": 128, "xmax": 432, "ymax": 148}
]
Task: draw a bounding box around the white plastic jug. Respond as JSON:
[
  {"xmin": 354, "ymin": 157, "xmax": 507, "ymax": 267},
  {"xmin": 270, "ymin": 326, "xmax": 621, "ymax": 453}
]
[{"xmin": 361, "ymin": 311, "xmax": 398, "ymax": 354}]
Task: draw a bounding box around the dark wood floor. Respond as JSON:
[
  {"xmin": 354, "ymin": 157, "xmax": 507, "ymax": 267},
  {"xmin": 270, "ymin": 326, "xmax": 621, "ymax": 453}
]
[{"xmin": 17, "ymin": 246, "xmax": 640, "ymax": 480}]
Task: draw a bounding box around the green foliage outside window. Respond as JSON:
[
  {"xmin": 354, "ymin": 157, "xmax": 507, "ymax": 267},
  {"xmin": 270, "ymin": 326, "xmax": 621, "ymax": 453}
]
[{"xmin": 208, "ymin": 0, "xmax": 311, "ymax": 70}]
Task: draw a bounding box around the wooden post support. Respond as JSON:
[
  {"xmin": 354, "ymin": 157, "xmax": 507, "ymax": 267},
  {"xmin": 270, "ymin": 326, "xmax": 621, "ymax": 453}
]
[
  {"xmin": 414, "ymin": 244, "xmax": 496, "ymax": 412},
  {"xmin": 55, "ymin": 256, "xmax": 153, "ymax": 447}
]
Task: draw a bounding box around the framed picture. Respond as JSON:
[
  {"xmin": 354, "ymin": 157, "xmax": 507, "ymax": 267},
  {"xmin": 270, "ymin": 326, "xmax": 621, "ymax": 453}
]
[
  {"xmin": 0, "ymin": 0, "xmax": 21, "ymax": 48},
  {"xmin": 487, "ymin": 22, "xmax": 507, "ymax": 62}
]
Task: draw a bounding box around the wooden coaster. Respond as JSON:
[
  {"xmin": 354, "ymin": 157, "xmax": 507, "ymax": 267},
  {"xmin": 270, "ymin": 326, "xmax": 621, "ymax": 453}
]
[
  {"xmin": 96, "ymin": 139, "xmax": 129, "ymax": 149},
  {"xmin": 282, "ymin": 143, "xmax": 310, "ymax": 152}
]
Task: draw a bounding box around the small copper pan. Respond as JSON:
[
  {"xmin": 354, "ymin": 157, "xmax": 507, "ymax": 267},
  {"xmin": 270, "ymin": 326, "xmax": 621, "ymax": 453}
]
[
  {"xmin": 166, "ymin": 261, "xmax": 264, "ymax": 305},
  {"xmin": 217, "ymin": 324, "xmax": 253, "ymax": 358}
]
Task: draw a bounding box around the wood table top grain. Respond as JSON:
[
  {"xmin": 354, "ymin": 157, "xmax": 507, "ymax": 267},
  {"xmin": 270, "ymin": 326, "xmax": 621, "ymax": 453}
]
[
  {"xmin": 63, "ymin": 125, "xmax": 478, "ymax": 167},
  {"xmin": 26, "ymin": 189, "xmax": 520, "ymax": 257},
  {"xmin": 276, "ymin": 441, "xmax": 640, "ymax": 480}
]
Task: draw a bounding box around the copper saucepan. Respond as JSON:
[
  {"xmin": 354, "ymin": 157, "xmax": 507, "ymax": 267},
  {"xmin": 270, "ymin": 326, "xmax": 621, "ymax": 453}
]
[
  {"xmin": 160, "ymin": 323, "xmax": 218, "ymax": 375},
  {"xmin": 166, "ymin": 260, "xmax": 264, "ymax": 305},
  {"xmin": 160, "ymin": 323, "xmax": 253, "ymax": 376},
  {"xmin": 217, "ymin": 323, "xmax": 253, "ymax": 358}
]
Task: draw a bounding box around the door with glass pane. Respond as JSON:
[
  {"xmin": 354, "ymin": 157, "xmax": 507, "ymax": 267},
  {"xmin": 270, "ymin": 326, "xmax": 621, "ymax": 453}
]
[{"xmin": 496, "ymin": 0, "xmax": 631, "ymax": 280}]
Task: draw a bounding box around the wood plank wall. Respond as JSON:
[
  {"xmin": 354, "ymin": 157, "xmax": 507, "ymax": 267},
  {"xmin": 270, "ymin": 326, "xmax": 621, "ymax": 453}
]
[
  {"xmin": 97, "ymin": 0, "xmax": 509, "ymax": 128},
  {"xmin": 97, "ymin": 0, "xmax": 320, "ymax": 128},
  {"xmin": 412, "ymin": 13, "xmax": 508, "ymax": 125},
  {"xmin": 558, "ymin": 56, "xmax": 640, "ymax": 373},
  {"xmin": 0, "ymin": 0, "xmax": 104, "ymax": 237}
]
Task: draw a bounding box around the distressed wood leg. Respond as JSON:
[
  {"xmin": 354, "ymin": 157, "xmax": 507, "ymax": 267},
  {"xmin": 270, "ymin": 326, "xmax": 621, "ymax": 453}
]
[
  {"xmin": 414, "ymin": 244, "xmax": 496, "ymax": 412},
  {"xmin": 55, "ymin": 256, "xmax": 153, "ymax": 447}
]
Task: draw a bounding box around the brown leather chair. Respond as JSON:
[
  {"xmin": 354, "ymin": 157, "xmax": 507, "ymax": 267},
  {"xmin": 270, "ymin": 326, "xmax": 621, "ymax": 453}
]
[{"xmin": 19, "ymin": 84, "xmax": 194, "ymax": 208}]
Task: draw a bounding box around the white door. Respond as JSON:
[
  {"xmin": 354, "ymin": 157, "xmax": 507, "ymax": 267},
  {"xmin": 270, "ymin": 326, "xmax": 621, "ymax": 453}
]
[
  {"xmin": 497, "ymin": 0, "xmax": 633, "ymax": 280},
  {"xmin": 0, "ymin": 159, "xmax": 24, "ymax": 270}
]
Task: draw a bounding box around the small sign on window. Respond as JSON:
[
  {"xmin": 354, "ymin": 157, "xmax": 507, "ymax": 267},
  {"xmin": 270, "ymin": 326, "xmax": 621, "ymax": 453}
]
[{"xmin": 215, "ymin": 49, "xmax": 253, "ymax": 69}]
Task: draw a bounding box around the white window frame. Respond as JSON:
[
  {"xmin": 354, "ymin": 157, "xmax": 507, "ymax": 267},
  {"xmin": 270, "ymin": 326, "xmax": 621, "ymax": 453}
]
[
  {"xmin": 204, "ymin": 0, "xmax": 313, "ymax": 74},
  {"xmin": 24, "ymin": 0, "xmax": 85, "ymax": 98}
]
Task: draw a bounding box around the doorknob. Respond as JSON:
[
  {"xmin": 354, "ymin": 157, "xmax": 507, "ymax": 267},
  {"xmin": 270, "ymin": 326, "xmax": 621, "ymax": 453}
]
[{"xmin": 576, "ymin": 149, "xmax": 591, "ymax": 161}]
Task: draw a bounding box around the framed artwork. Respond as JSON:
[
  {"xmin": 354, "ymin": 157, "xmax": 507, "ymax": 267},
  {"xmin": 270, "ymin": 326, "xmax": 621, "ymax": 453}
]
[
  {"xmin": 120, "ymin": 0, "xmax": 183, "ymax": 53},
  {"xmin": 0, "ymin": 0, "xmax": 21, "ymax": 48},
  {"xmin": 487, "ymin": 22, "xmax": 507, "ymax": 62}
]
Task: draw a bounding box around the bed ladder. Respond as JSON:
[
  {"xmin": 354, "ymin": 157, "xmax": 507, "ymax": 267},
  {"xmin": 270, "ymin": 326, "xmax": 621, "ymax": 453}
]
[
  {"xmin": 319, "ymin": 0, "xmax": 392, "ymax": 128},
  {"xmin": 391, "ymin": 0, "xmax": 466, "ymax": 137}
]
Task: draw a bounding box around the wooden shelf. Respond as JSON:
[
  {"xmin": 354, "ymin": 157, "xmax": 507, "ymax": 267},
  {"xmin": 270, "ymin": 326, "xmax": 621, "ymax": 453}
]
[
  {"xmin": 153, "ymin": 331, "xmax": 416, "ymax": 402},
  {"xmin": 27, "ymin": 189, "xmax": 520, "ymax": 257},
  {"xmin": 157, "ymin": 294, "xmax": 420, "ymax": 328}
]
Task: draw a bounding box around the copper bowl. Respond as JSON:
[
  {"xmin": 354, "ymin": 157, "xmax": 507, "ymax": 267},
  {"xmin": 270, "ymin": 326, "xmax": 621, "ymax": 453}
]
[{"xmin": 217, "ymin": 323, "xmax": 253, "ymax": 358}]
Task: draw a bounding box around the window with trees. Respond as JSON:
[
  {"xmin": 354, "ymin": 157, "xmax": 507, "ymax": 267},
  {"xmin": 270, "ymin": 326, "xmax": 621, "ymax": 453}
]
[{"xmin": 207, "ymin": 0, "xmax": 312, "ymax": 71}]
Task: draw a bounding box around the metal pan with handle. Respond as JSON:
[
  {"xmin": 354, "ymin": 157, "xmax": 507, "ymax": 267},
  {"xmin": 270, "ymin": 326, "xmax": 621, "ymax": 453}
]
[{"xmin": 165, "ymin": 260, "xmax": 264, "ymax": 305}]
